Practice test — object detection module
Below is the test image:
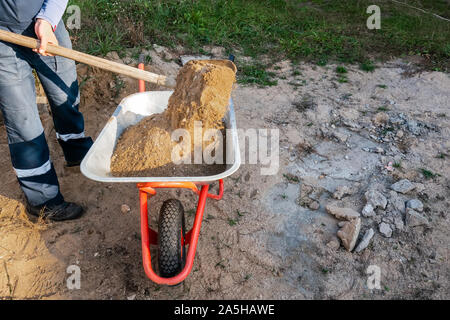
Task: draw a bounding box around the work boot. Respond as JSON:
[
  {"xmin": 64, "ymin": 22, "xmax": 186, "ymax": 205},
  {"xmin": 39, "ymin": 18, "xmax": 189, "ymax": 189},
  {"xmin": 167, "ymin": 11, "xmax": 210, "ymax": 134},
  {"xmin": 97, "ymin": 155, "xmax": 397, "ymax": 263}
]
[
  {"xmin": 27, "ymin": 201, "xmax": 84, "ymax": 221},
  {"xmin": 65, "ymin": 160, "xmax": 82, "ymax": 167}
]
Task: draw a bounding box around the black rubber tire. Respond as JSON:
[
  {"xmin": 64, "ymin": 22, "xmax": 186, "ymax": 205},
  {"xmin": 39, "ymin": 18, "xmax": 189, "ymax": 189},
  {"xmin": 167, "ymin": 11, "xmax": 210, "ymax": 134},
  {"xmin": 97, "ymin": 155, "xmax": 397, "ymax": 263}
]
[{"xmin": 158, "ymin": 199, "xmax": 186, "ymax": 278}]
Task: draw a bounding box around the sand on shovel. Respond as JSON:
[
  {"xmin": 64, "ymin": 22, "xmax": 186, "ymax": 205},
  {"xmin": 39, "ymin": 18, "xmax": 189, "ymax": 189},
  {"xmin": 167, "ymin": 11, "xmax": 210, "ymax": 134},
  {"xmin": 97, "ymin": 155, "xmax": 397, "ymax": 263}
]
[{"xmin": 110, "ymin": 60, "xmax": 236, "ymax": 177}]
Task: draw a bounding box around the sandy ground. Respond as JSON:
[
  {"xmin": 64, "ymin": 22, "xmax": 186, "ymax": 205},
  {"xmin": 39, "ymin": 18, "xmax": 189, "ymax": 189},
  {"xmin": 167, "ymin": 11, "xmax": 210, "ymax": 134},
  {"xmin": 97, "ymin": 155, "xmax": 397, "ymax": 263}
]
[{"xmin": 0, "ymin": 47, "xmax": 448, "ymax": 300}]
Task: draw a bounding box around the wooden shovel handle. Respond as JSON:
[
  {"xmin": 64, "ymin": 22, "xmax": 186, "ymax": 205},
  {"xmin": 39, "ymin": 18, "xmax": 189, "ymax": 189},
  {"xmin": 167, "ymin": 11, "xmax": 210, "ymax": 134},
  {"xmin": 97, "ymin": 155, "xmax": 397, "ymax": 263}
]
[{"xmin": 0, "ymin": 29, "xmax": 176, "ymax": 88}]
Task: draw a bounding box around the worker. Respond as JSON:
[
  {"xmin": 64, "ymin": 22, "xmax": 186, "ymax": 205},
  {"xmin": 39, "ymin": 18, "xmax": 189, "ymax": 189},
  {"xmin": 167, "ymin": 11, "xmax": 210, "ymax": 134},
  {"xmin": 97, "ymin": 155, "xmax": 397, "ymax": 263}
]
[{"xmin": 0, "ymin": 0, "xmax": 92, "ymax": 221}]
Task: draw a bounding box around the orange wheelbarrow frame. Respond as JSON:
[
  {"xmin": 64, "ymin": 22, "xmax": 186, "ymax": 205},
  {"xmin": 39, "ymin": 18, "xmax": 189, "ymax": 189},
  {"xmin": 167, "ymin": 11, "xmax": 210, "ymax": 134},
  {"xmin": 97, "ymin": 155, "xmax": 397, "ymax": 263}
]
[
  {"xmin": 136, "ymin": 63, "xmax": 224, "ymax": 285},
  {"xmin": 137, "ymin": 180, "xmax": 223, "ymax": 285}
]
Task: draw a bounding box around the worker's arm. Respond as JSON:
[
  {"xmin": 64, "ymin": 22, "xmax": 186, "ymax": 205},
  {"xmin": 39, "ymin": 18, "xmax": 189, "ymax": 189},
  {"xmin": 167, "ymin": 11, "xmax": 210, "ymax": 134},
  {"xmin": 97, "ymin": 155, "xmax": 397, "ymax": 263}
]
[{"xmin": 33, "ymin": 0, "xmax": 69, "ymax": 56}]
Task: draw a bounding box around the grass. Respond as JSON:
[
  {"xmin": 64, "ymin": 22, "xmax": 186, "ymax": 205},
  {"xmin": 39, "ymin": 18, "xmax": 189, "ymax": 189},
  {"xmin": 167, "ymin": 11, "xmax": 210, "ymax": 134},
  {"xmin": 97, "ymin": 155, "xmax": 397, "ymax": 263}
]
[
  {"xmin": 283, "ymin": 173, "xmax": 300, "ymax": 183},
  {"xmin": 112, "ymin": 75, "xmax": 125, "ymax": 98},
  {"xmin": 237, "ymin": 63, "xmax": 278, "ymax": 87},
  {"xmin": 336, "ymin": 66, "xmax": 348, "ymax": 74},
  {"xmin": 227, "ymin": 209, "xmax": 247, "ymax": 226},
  {"xmin": 66, "ymin": 0, "xmax": 450, "ymax": 79},
  {"xmin": 360, "ymin": 60, "xmax": 376, "ymax": 72},
  {"xmin": 215, "ymin": 260, "xmax": 226, "ymax": 269},
  {"xmin": 236, "ymin": 210, "xmax": 246, "ymax": 218},
  {"xmin": 420, "ymin": 168, "xmax": 440, "ymax": 179}
]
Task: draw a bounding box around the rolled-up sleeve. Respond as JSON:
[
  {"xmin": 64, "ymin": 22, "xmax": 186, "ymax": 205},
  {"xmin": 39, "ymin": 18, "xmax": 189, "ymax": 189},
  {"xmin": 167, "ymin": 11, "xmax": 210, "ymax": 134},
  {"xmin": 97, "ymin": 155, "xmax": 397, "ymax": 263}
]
[{"xmin": 36, "ymin": 0, "xmax": 69, "ymax": 30}]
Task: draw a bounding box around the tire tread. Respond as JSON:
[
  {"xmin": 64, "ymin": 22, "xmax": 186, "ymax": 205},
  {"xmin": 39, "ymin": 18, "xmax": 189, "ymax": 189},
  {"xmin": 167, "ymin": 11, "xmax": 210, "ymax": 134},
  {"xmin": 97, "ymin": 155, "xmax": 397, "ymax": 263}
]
[{"xmin": 158, "ymin": 199, "xmax": 185, "ymax": 278}]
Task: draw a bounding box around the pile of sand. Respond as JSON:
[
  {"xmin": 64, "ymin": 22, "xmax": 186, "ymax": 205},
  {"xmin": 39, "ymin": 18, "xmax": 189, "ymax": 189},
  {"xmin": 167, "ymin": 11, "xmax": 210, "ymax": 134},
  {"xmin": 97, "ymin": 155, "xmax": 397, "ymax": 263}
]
[{"xmin": 110, "ymin": 60, "xmax": 236, "ymax": 177}]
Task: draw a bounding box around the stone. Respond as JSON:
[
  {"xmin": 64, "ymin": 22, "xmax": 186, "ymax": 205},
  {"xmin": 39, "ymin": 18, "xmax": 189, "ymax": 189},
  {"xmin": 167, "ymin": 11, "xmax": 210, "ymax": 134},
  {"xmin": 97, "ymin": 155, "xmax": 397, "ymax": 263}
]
[
  {"xmin": 362, "ymin": 203, "xmax": 375, "ymax": 217},
  {"xmin": 393, "ymin": 215, "xmax": 405, "ymax": 231},
  {"xmin": 122, "ymin": 57, "xmax": 135, "ymax": 65},
  {"xmin": 382, "ymin": 214, "xmax": 394, "ymax": 224},
  {"xmin": 180, "ymin": 55, "xmax": 212, "ymax": 66},
  {"xmin": 333, "ymin": 131, "xmax": 349, "ymax": 143},
  {"xmin": 308, "ymin": 200, "xmax": 320, "ymax": 210},
  {"xmin": 326, "ymin": 238, "xmax": 341, "ymax": 251},
  {"xmin": 337, "ymin": 218, "xmax": 361, "ymax": 251},
  {"xmin": 407, "ymin": 120, "xmax": 421, "ymax": 135},
  {"xmin": 333, "ymin": 185, "xmax": 352, "ymax": 200},
  {"xmin": 390, "ymin": 179, "xmax": 415, "ymax": 194},
  {"xmin": 301, "ymin": 189, "xmax": 325, "ymax": 211},
  {"xmin": 373, "ymin": 112, "xmax": 389, "ymax": 126},
  {"xmin": 153, "ymin": 44, "xmax": 167, "ymax": 54},
  {"xmin": 355, "ymin": 228, "xmax": 375, "ymax": 253},
  {"xmin": 368, "ymin": 147, "xmax": 385, "ymax": 154},
  {"xmin": 379, "ymin": 222, "xmax": 392, "ymax": 238},
  {"xmin": 389, "ymin": 190, "xmax": 406, "ymax": 213},
  {"xmin": 414, "ymin": 183, "xmax": 426, "ymax": 194},
  {"xmin": 365, "ymin": 190, "xmax": 388, "ymax": 209},
  {"xmin": 326, "ymin": 205, "xmax": 360, "ymax": 220},
  {"xmin": 210, "ymin": 46, "xmax": 225, "ymax": 57},
  {"xmin": 121, "ymin": 204, "xmax": 131, "ymax": 214},
  {"xmin": 406, "ymin": 208, "xmax": 428, "ymax": 227},
  {"xmin": 105, "ymin": 51, "xmax": 120, "ymax": 61},
  {"xmin": 406, "ymin": 199, "xmax": 423, "ymax": 212}
]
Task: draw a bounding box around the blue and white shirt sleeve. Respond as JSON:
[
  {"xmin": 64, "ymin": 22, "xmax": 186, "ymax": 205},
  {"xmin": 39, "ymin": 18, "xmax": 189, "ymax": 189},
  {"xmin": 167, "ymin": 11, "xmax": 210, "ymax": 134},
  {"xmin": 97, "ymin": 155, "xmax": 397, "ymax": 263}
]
[{"xmin": 35, "ymin": 0, "xmax": 69, "ymax": 31}]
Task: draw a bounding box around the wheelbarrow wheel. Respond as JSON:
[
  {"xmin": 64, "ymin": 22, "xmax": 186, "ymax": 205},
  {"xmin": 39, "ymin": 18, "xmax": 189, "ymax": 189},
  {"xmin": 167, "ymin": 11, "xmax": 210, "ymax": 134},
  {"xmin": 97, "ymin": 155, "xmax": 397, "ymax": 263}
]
[{"xmin": 158, "ymin": 199, "xmax": 186, "ymax": 278}]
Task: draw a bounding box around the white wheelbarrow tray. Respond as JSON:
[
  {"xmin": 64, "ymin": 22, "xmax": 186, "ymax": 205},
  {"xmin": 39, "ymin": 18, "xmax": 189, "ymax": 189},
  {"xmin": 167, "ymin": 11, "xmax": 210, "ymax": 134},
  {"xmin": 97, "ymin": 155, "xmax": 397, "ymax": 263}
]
[{"xmin": 80, "ymin": 91, "xmax": 241, "ymax": 183}]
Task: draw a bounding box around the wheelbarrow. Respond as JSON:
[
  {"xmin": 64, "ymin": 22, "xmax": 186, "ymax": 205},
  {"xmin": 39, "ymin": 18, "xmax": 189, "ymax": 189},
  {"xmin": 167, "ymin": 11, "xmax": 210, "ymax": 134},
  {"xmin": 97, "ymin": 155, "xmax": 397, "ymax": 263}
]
[{"xmin": 80, "ymin": 62, "xmax": 241, "ymax": 285}]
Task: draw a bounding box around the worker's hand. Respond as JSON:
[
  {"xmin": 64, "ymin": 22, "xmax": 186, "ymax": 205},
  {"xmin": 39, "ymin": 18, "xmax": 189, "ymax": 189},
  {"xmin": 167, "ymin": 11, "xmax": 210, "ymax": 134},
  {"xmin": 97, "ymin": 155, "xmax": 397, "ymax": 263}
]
[{"xmin": 33, "ymin": 18, "xmax": 58, "ymax": 56}]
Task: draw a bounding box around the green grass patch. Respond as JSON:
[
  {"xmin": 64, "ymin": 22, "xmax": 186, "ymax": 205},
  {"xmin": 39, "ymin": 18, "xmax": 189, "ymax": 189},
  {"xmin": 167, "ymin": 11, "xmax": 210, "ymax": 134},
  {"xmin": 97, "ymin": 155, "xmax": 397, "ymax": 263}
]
[
  {"xmin": 336, "ymin": 66, "xmax": 348, "ymax": 74},
  {"xmin": 283, "ymin": 173, "xmax": 300, "ymax": 183},
  {"xmin": 67, "ymin": 0, "xmax": 450, "ymax": 72},
  {"xmin": 237, "ymin": 63, "xmax": 278, "ymax": 87},
  {"xmin": 360, "ymin": 60, "xmax": 376, "ymax": 72},
  {"xmin": 420, "ymin": 168, "xmax": 440, "ymax": 179}
]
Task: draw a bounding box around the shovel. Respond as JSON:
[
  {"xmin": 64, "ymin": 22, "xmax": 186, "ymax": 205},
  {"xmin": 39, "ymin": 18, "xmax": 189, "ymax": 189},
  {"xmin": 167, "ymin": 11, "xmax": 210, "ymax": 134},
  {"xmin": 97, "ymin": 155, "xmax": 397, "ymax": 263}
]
[{"xmin": 0, "ymin": 29, "xmax": 177, "ymax": 88}]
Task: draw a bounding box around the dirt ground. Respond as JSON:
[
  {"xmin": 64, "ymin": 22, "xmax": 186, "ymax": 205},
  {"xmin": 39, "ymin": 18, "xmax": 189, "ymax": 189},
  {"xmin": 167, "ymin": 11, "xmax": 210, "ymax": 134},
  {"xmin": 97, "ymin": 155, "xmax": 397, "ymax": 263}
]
[{"xmin": 0, "ymin": 46, "xmax": 448, "ymax": 300}]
